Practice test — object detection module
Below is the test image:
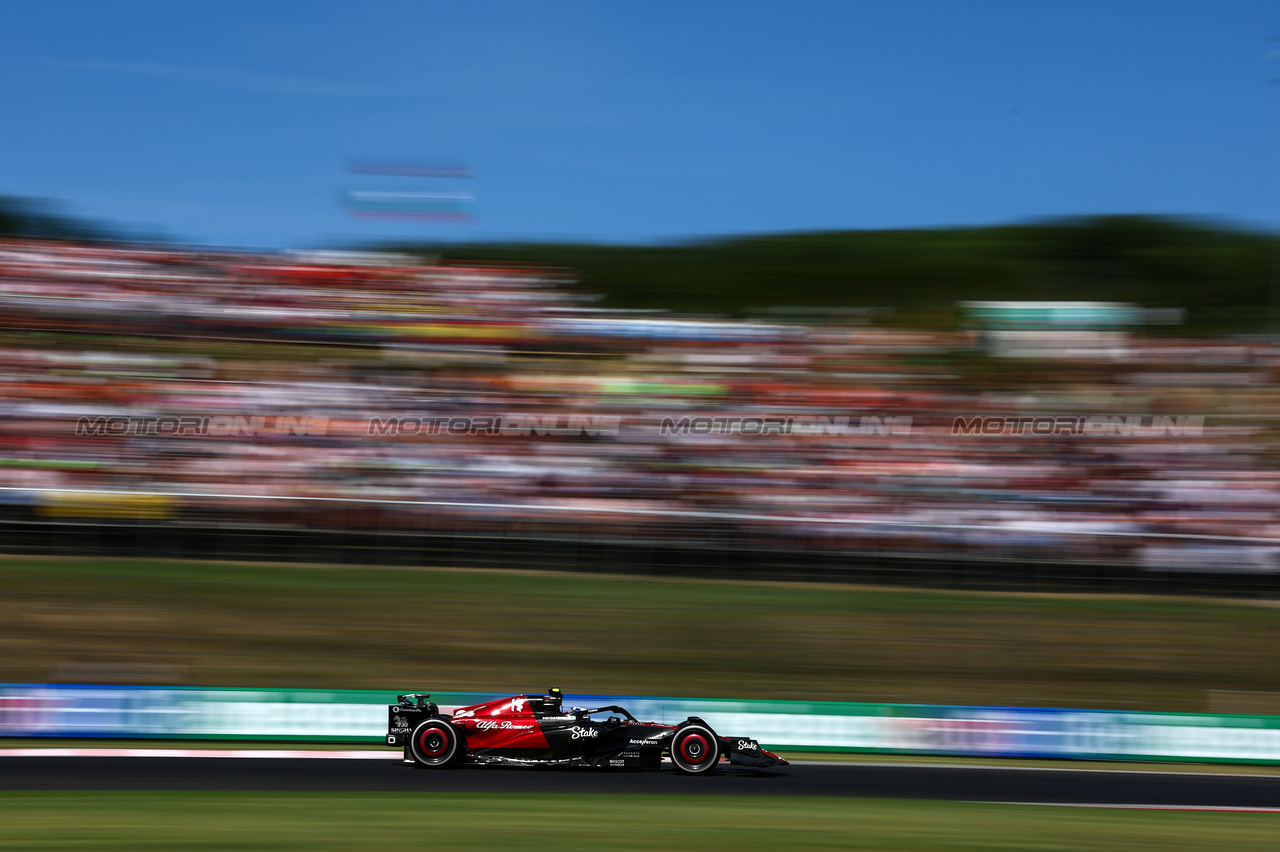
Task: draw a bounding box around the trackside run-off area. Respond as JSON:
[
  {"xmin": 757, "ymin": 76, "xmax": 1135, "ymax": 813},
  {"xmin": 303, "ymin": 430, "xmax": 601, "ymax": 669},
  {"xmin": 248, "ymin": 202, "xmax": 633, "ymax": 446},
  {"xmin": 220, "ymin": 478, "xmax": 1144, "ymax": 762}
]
[
  {"xmin": 4, "ymin": 556, "xmax": 1280, "ymax": 849},
  {"xmin": 2, "ymin": 557, "xmax": 1279, "ymax": 711}
]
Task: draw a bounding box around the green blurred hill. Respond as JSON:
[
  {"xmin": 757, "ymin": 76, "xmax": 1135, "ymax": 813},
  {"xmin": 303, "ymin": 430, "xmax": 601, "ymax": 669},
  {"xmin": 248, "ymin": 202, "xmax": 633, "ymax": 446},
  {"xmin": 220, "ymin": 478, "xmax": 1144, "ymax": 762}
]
[{"xmin": 393, "ymin": 216, "xmax": 1278, "ymax": 335}]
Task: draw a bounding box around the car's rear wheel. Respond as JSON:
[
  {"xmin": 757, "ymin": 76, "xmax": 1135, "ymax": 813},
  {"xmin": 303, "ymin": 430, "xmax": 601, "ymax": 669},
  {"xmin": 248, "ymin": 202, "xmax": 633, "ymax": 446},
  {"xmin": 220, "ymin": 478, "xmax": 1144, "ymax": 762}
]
[
  {"xmin": 670, "ymin": 724, "xmax": 720, "ymax": 775},
  {"xmin": 409, "ymin": 719, "xmax": 459, "ymax": 767}
]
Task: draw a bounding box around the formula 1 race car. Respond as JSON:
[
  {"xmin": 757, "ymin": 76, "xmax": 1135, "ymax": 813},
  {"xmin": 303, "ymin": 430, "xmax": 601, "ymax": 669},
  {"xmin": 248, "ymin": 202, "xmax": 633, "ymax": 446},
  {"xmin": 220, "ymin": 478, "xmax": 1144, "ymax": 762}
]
[{"xmin": 386, "ymin": 688, "xmax": 787, "ymax": 774}]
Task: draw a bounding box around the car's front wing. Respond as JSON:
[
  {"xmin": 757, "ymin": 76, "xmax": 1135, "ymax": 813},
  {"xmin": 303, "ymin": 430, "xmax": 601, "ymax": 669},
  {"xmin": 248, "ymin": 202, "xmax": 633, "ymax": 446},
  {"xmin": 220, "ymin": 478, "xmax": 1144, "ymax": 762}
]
[{"xmin": 721, "ymin": 736, "xmax": 788, "ymax": 768}]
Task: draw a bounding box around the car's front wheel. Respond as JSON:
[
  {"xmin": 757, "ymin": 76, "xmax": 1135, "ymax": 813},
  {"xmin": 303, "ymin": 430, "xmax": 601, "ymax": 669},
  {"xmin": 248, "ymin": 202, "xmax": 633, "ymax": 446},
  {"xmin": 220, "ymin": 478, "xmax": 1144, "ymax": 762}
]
[
  {"xmin": 409, "ymin": 719, "xmax": 460, "ymax": 768},
  {"xmin": 670, "ymin": 724, "xmax": 720, "ymax": 775}
]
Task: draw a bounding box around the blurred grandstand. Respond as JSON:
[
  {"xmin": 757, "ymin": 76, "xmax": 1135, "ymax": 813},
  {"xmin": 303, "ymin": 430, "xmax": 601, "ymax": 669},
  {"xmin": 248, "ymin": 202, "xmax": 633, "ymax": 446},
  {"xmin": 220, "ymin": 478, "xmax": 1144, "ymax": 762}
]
[{"xmin": 1, "ymin": 235, "xmax": 1279, "ymax": 593}]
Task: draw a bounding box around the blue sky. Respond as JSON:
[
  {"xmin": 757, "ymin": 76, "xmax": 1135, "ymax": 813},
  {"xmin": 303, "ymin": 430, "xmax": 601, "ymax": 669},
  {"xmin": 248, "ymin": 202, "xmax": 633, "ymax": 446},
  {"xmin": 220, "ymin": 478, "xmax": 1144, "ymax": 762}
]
[{"xmin": 1, "ymin": 1, "xmax": 1276, "ymax": 248}]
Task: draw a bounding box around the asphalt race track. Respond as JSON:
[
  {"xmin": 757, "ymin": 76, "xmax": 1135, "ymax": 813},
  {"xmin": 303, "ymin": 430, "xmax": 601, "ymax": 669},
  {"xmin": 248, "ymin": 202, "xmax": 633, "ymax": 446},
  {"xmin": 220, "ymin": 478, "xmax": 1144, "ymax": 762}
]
[{"xmin": 3, "ymin": 756, "xmax": 1280, "ymax": 807}]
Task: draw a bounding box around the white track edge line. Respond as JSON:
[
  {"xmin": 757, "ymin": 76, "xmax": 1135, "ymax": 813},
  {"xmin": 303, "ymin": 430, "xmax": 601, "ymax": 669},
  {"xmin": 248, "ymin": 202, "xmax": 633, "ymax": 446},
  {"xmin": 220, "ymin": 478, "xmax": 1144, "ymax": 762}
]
[
  {"xmin": 0, "ymin": 748, "xmax": 397, "ymax": 759},
  {"xmin": 790, "ymin": 760, "xmax": 1280, "ymax": 778},
  {"xmin": 986, "ymin": 802, "xmax": 1280, "ymax": 811}
]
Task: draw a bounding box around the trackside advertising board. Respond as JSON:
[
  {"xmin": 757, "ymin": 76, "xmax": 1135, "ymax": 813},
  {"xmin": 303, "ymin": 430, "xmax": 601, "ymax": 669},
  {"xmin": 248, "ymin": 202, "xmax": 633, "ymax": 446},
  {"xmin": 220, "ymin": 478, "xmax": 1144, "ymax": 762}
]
[{"xmin": 3, "ymin": 685, "xmax": 1280, "ymax": 764}]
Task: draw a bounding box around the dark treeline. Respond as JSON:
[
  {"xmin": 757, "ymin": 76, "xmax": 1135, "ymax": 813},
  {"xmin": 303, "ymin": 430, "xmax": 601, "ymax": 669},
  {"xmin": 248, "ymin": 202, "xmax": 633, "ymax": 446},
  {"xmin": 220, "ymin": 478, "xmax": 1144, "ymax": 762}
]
[
  {"xmin": 0, "ymin": 195, "xmax": 114, "ymax": 243},
  {"xmin": 392, "ymin": 216, "xmax": 1279, "ymax": 335}
]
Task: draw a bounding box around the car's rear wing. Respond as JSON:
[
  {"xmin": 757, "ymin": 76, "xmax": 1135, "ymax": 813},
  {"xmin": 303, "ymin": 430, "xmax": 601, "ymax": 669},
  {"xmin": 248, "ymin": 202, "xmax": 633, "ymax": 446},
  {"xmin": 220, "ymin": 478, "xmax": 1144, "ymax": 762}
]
[{"xmin": 395, "ymin": 693, "xmax": 442, "ymax": 717}]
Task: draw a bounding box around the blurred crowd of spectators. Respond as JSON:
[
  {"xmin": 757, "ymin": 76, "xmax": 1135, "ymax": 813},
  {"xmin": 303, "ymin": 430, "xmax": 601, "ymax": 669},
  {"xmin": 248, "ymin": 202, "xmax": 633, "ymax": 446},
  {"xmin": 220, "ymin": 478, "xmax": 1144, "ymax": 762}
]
[{"xmin": 2, "ymin": 238, "xmax": 1279, "ymax": 570}]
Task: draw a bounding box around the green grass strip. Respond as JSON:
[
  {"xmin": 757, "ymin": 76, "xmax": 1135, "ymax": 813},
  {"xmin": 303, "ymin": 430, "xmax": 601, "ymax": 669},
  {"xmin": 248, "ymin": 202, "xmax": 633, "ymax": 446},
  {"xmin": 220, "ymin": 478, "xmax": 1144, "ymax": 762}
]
[
  {"xmin": 2, "ymin": 557, "xmax": 1279, "ymax": 711},
  {"xmin": 0, "ymin": 792, "xmax": 1276, "ymax": 851}
]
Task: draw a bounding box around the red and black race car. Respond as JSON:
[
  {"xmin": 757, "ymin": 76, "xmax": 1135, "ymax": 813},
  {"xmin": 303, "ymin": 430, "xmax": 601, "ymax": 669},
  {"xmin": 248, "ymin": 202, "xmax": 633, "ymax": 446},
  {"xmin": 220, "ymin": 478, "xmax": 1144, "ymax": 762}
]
[{"xmin": 386, "ymin": 688, "xmax": 787, "ymax": 774}]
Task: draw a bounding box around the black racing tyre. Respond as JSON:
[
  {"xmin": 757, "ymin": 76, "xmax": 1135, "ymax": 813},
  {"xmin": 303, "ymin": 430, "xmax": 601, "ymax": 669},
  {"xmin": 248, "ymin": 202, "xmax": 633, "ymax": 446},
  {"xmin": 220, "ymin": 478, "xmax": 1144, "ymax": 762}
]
[
  {"xmin": 409, "ymin": 719, "xmax": 460, "ymax": 767},
  {"xmin": 669, "ymin": 724, "xmax": 720, "ymax": 775}
]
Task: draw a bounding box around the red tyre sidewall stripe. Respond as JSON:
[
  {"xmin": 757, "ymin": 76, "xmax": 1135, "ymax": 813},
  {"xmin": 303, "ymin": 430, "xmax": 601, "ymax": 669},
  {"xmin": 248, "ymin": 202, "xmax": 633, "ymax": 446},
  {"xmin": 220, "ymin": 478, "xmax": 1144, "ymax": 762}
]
[
  {"xmin": 679, "ymin": 732, "xmax": 709, "ymax": 764},
  {"xmin": 418, "ymin": 724, "xmax": 450, "ymax": 758}
]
